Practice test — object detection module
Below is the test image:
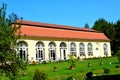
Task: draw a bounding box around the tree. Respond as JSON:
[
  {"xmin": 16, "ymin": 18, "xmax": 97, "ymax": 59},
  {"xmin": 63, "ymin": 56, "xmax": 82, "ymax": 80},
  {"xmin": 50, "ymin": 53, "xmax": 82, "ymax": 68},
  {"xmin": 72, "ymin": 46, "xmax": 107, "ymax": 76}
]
[
  {"xmin": 113, "ymin": 20, "xmax": 120, "ymax": 54},
  {"xmin": 84, "ymin": 23, "xmax": 90, "ymax": 28},
  {"xmin": 0, "ymin": 3, "xmax": 26, "ymax": 80}
]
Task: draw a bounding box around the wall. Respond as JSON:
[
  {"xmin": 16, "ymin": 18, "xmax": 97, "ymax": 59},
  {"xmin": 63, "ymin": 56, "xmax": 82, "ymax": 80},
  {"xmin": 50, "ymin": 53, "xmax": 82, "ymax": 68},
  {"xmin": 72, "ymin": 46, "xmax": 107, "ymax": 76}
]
[{"xmin": 18, "ymin": 38, "xmax": 111, "ymax": 62}]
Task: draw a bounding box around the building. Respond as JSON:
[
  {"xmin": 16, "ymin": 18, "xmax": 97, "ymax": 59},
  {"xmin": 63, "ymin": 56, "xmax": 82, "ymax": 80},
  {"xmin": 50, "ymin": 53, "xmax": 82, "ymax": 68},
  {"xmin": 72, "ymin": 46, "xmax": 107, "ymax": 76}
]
[{"xmin": 16, "ymin": 20, "xmax": 111, "ymax": 62}]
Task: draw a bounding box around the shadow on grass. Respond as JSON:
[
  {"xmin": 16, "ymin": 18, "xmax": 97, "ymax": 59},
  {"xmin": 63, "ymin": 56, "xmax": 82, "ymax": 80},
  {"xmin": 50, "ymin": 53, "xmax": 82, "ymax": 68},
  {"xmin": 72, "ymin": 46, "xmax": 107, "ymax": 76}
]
[
  {"xmin": 65, "ymin": 68, "xmax": 70, "ymax": 70},
  {"xmin": 86, "ymin": 74, "xmax": 120, "ymax": 80}
]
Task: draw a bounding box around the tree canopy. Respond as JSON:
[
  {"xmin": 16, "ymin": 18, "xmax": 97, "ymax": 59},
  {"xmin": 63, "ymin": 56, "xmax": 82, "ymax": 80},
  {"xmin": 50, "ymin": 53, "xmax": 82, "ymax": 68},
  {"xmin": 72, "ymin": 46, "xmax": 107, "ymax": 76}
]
[{"xmin": 0, "ymin": 3, "xmax": 26, "ymax": 80}]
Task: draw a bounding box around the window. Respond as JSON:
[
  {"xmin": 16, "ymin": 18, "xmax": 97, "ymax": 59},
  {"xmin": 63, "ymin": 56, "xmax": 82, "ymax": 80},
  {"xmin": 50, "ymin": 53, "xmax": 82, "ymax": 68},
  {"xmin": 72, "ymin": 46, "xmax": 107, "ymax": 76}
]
[
  {"xmin": 103, "ymin": 43, "xmax": 108, "ymax": 55},
  {"xmin": 70, "ymin": 43, "xmax": 76, "ymax": 56},
  {"xmin": 49, "ymin": 42, "xmax": 56, "ymax": 61},
  {"xmin": 17, "ymin": 41, "xmax": 28, "ymax": 61},
  {"xmin": 87, "ymin": 43, "xmax": 93, "ymax": 56},
  {"xmin": 79, "ymin": 43, "xmax": 85, "ymax": 56},
  {"xmin": 36, "ymin": 42, "xmax": 44, "ymax": 62}
]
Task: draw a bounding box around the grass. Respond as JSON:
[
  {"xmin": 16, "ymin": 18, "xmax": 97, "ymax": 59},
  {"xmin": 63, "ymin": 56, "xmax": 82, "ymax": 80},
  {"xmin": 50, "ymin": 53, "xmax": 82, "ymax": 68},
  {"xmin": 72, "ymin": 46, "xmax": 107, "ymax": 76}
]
[{"xmin": 1, "ymin": 57, "xmax": 120, "ymax": 80}]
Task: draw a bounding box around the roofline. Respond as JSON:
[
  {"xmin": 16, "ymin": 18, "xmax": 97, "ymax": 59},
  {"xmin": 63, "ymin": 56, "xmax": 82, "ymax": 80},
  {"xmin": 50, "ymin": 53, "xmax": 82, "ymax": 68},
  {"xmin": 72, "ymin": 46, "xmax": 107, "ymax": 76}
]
[
  {"xmin": 15, "ymin": 20, "xmax": 100, "ymax": 33},
  {"xmin": 20, "ymin": 36, "xmax": 110, "ymax": 42}
]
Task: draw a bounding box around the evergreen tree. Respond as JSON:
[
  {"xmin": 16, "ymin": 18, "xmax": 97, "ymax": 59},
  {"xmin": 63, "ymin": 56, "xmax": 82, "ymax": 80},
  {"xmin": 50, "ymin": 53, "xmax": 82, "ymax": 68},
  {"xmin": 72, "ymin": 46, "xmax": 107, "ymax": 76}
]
[
  {"xmin": 0, "ymin": 3, "xmax": 26, "ymax": 80},
  {"xmin": 113, "ymin": 20, "xmax": 120, "ymax": 54},
  {"xmin": 84, "ymin": 23, "xmax": 90, "ymax": 28}
]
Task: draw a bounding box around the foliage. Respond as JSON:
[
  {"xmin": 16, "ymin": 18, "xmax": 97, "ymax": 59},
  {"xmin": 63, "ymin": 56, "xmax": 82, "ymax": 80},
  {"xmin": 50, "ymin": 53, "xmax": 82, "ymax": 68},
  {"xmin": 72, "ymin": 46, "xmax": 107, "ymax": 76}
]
[
  {"xmin": 53, "ymin": 66, "xmax": 58, "ymax": 72},
  {"xmin": 103, "ymin": 68, "xmax": 110, "ymax": 74},
  {"xmin": 68, "ymin": 54, "xmax": 76, "ymax": 67},
  {"xmin": 67, "ymin": 75, "xmax": 75, "ymax": 80},
  {"xmin": 88, "ymin": 63, "xmax": 91, "ymax": 67},
  {"xmin": 115, "ymin": 65, "xmax": 120, "ymax": 68},
  {"xmin": 33, "ymin": 69, "xmax": 47, "ymax": 80},
  {"xmin": 84, "ymin": 23, "xmax": 90, "ymax": 28},
  {"xmin": 116, "ymin": 50, "xmax": 120, "ymax": 62},
  {"xmin": 0, "ymin": 3, "xmax": 26, "ymax": 80},
  {"xmin": 86, "ymin": 71, "xmax": 93, "ymax": 79}
]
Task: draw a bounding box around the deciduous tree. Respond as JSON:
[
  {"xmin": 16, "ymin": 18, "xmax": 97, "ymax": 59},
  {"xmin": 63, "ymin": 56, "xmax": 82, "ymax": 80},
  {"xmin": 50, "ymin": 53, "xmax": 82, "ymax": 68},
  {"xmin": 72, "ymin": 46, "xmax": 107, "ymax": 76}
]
[{"xmin": 0, "ymin": 3, "xmax": 26, "ymax": 80}]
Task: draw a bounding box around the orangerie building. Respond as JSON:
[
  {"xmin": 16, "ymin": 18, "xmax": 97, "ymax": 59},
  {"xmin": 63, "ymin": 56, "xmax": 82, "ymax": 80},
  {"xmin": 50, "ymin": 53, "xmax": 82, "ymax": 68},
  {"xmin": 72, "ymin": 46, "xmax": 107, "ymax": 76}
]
[{"xmin": 16, "ymin": 20, "xmax": 111, "ymax": 62}]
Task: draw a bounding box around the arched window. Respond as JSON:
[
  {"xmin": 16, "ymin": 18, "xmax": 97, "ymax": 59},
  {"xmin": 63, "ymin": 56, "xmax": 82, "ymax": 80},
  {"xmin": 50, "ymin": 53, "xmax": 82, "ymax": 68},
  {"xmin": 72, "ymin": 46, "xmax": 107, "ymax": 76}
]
[
  {"xmin": 60, "ymin": 42, "xmax": 67, "ymax": 60},
  {"xmin": 49, "ymin": 42, "xmax": 56, "ymax": 61},
  {"xmin": 17, "ymin": 41, "xmax": 28, "ymax": 61},
  {"xmin": 79, "ymin": 43, "xmax": 85, "ymax": 56},
  {"xmin": 60, "ymin": 42, "xmax": 66, "ymax": 48},
  {"xmin": 70, "ymin": 43, "xmax": 76, "ymax": 56},
  {"xmin": 36, "ymin": 42, "xmax": 44, "ymax": 62},
  {"xmin": 103, "ymin": 43, "xmax": 108, "ymax": 56},
  {"xmin": 87, "ymin": 43, "xmax": 93, "ymax": 56}
]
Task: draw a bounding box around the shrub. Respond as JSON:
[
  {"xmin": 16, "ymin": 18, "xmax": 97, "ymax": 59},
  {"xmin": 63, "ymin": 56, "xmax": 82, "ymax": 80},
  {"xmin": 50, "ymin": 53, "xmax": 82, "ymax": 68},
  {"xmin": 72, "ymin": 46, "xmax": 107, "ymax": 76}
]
[
  {"xmin": 42, "ymin": 61, "xmax": 47, "ymax": 64},
  {"xmin": 67, "ymin": 75, "xmax": 75, "ymax": 80},
  {"xmin": 33, "ymin": 69, "xmax": 47, "ymax": 80},
  {"xmin": 68, "ymin": 54, "xmax": 76, "ymax": 69},
  {"xmin": 32, "ymin": 61, "xmax": 36, "ymax": 65},
  {"xmin": 103, "ymin": 68, "xmax": 110, "ymax": 74},
  {"xmin": 53, "ymin": 66, "xmax": 58, "ymax": 72},
  {"xmin": 116, "ymin": 50, "xmax": 120, "ymax": 63},
  {"xmin": 86, "ymin": 71, "xmax": 93, "ymax": 78},
  {"xmin": 88, "ymin": 63, "xmax": 91, "ymax": 67},
  {"xmin": 115, "ymin": 65, "xmax": 120, "ymax": 68},
  {"xmin": 100, "ymin": 62, "xmax": 103, "ymax": 65}
]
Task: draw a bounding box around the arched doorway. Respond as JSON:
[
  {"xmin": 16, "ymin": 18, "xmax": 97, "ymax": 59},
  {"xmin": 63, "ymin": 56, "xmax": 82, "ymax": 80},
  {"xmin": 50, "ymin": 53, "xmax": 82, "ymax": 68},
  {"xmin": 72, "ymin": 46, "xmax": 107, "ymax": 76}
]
[
  {"xmin": 49, "ymin": 42, "xmax": 56, "ymax": 61},
  {"xmin": 36, "ymin": 42, "xmax": 44, "ymax": 62},
  {"xmin": 60, "ymin": 42, "xmax": 67, "ymax": 60},
  {"xmin": 17, "ymin": 41, "xmax": 28, "ymax": 61},
  {"xmin": 95, "ymin": 43, "xmax": 100, "ymax": 57}
]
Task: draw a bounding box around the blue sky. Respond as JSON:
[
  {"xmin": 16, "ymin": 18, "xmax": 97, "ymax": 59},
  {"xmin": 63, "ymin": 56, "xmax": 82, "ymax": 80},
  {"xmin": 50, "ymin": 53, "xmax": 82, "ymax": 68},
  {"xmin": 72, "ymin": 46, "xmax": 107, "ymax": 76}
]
[{"xmin": 1, "ymin": 0, "xmax": 120, "ymax": 27}]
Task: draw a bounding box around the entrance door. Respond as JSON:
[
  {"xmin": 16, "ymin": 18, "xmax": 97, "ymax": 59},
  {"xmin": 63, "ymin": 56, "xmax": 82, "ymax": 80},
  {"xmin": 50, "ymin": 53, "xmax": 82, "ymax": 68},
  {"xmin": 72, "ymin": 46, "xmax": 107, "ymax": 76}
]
[
  {"xmin": 60, "ymin": 48, "xmax": 66, "ymax": 60},
  {"xmin": 60, "ymin": 42, "xmax": 67, "ymax": 60},
  {"xmin": 95, "ymin": 48, "xmax": 99, "ymax": 57},
  {"xmin": 50, "ymin": 49, "xmax": 56, "ymax": 61}
]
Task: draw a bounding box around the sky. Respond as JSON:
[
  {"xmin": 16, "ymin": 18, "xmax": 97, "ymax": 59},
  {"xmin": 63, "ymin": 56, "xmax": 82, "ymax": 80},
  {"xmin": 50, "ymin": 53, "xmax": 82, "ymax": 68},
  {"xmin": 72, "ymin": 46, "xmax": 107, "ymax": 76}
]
[{"xmin": 1, "ymin": 0, "xmax": 120, "ymax": 28}]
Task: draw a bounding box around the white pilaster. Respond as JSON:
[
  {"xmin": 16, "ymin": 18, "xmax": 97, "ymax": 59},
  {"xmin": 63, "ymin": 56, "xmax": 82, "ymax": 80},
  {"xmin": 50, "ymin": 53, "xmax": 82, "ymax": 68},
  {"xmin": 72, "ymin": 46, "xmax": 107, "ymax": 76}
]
[
  {"xmin": 76, "ymin": 42, "xmax": 79, "ymax": 57},
  {"xmin": 44, "ymin": 41, "xmax": 49, "ymax": 61},
  {"xmin": 56, "ymin": 41, "xmax": 60, "ymax": 61}
]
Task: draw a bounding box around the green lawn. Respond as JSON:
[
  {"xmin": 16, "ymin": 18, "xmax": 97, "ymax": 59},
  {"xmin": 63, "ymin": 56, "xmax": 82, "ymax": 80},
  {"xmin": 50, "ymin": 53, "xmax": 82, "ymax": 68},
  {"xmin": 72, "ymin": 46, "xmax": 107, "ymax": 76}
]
[{"xmin": 2, "ymin": 57, "xmax": 120, "ymax": 80}]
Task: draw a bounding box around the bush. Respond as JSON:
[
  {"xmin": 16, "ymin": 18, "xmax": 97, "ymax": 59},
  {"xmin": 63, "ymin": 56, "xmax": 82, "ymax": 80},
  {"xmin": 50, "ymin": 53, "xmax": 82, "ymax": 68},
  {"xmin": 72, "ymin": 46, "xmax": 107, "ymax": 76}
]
[
  {"xmin": 103, "ymin": 68, "xmax": 110, "ymax": 74},
  {"xmin": 88, "ymin": 63, "xmax": 91, "ymax": 67},
  {"xmin": 42, "ymin": 61, "xmax": 47, "ymax": 64},
  {"xmin": 115, "ymin": 65, "xmax": 120, "ymax": 68},
  {"xmin": 116, "ymin": 50, "xmax": 120, "ymax": 62},
  {"xmin": 33, "ymin": 69, "xmax": 47, "ymax": 80},
  {"xmin": 67, "ymin": 75, "xmax": 75, "ymax": 80},
  {"xmin": 32, "ymin": 61, "xmax": 36, "ymax": 65},
  {"xmin": 53, "ymin": 66, "xmax": 58, "ymax": 72},
  {"xmin": 86, "ymin": 71, "xmax": 93, "ymax": 78}
]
